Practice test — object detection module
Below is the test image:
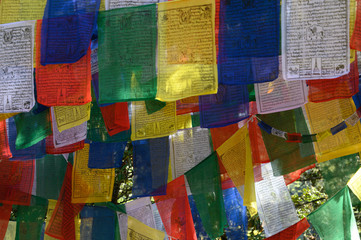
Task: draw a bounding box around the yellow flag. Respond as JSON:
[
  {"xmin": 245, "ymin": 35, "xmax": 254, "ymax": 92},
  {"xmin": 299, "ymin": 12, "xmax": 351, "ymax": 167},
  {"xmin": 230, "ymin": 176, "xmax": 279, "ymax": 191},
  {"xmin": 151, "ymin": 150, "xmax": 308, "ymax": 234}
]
[
  {"xmin": 0, "ymin": 0, "xmax": 47, "ymax": 24},
  {"xmin": 177, "ymin": 113, "xmax": 192, "ymax": 130},
  {"xmin": 4, "ymin": 221, "xmax": 16, "ymax": 240},
  {"xmin": 0, "ymin": 113, "xmax": 18, "ymax": 122},
  {"xmin": 305, "ymin": 98, "xmax": 361, "ymax": 162},
  {"xmin": 131, "ymin": 101, "xmax": 177, "ymax": 140},
  {"xmin": 156, "ymin": 0, "xmax": 218, "ymax": 101},
  {"xmin": 127, "ymin": 216, "xmax": 165, "ymax": 240},
  {"xmin": 44, "ymin": 200, "xmax": 58, "ymax": 240},
  {"xmin": 53, "ymin": 102, "xmax": 91, "ymax": 132},
  {"xmin": 348, "ymin": 167, "xmax": 361, "ymax": 201},
  {"xmin": 72, "ymin": 144, "xmax": 115, "ymax": 203},
  {"xmin": 216, "ymin": 126, "xmax": 257, "ymax": 216}
]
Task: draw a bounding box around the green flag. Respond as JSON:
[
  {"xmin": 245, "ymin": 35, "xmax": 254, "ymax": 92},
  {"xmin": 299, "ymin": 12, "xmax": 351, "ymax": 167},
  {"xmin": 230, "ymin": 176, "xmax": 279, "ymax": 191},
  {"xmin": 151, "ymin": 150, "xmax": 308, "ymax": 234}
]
[
  {"xmin": 97, "ymin": 4, "xmax": 157, "ymax": 103},
  {"xmin": 308, "ymin": 186, "xmax": 360, "ymax": 240},
  {"xmin": 258, "ymin": 108, "xmax": 316, "ymax": 176},
  {"xmin": 185, "ymin": 152, "xmax": 227, "ymax": 239}
]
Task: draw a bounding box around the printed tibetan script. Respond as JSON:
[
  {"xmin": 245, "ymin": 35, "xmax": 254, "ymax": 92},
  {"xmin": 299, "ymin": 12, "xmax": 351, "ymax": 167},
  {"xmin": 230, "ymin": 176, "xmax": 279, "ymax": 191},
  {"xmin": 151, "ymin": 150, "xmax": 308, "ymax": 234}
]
[
  {"xmin": 0, "ymin": 21, "xmax": 35, "ymax": 113},
  {"xmin": 282, "ymin": 0, "xmax": 349, "ymax": 80}
]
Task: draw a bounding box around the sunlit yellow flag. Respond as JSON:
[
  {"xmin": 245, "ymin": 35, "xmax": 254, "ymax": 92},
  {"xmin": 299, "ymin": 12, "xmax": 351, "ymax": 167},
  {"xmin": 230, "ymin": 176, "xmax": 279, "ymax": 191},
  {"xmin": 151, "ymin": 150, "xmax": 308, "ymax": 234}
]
[
  {"xmin": 305, "ymin": 98, "xmax": 361, "ymax": 162},
  {"xmin": 348, "ymin": 167, "xmax": 361, "ymax": 201},
  {"xmin": 156, "ymin": 0, "xmax": 218, "ymax": 101},
  {"xmin": 131, "ymin": 101, "xmax": 177, "ymax": 140},
  {"xmin": 72, "ymin": 144, "xmax": 115, "ymax": 203},
  {"xmin": 216, "ymin": 126, "xmax": 257, "ymax": 216},
  {"xmin": 53, "ymin": 102, "xmax": 91, "ymax": 132},
  {"xmin": 4, "ymin": 221, "xmax": 16, "ymax": 240},
  {"xmin": 127, "ymin": 216, "xmax": 165, "ymax": 240},
  {"xmin": 177, "ymin": 113, "xmax": 192, "ymax": 130}
]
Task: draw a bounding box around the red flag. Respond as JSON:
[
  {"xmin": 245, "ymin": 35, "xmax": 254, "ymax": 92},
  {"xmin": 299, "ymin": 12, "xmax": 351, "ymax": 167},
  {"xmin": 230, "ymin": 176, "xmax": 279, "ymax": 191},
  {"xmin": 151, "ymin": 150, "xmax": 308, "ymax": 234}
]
[
  {"xmin": 45, "ymin": 163, "xmax": 84, "ymax": 240},
  {"xmin": 154, "ymin": 176, "xmax": 197, "ymax": 240},
  {"xmin": 265, "ymin": 218, "xmax": 310, "ymax": 240},
  {"xmin": 100, "ymin": 103, "xmax": 130, "ymax": 136}
]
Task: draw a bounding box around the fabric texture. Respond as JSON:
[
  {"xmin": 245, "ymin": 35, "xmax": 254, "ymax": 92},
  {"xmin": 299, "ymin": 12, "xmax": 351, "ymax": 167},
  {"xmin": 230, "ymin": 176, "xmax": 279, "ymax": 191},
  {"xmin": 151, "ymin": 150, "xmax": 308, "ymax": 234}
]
[
  {"xmin": 199, "ymin": 84, "xmax": 249, "ymax": 128},
  {"xmin": 41, "ymin": 0, "xmax": 100, "ymax": 64},
  {"xmin": 132, "ymin": 137, "xmax": 170, "ymax": 198},
  {"xmin": 15, "ymin": 196, "xmax": 48, "ymax": 240},
  {"xmin": 258, "ymin": 108, "xmax": 316, "ymax": 176},
  {"xmin": 97, "ymin": 4, "xmax": 157, "ymax": 103},
  {"xmin": 217, "ymin": 0, "xmax": 279, "ymax": 84},
  {"xmin": 308, "ymin": 187, "xmax": 360, "ymax": 240},
  {"xmin": 185, "ymin": 152, "xmax": 227, "ymax": 239},
  {"xmin": 88, "ymin": 141, "xmax": 127, "ymax": 169},
  {"xmin": 154, "ymin": 175, "xmax": 197, "ymax": 240}
]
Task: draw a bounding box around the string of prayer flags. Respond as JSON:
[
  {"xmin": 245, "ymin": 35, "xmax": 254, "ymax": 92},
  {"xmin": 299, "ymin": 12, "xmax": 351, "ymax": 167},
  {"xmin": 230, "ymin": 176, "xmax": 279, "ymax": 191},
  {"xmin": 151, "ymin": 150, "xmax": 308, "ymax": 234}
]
[
  {"xmin": 304, "ymin": 98, "xmax": 361, "ymax": 162},
  {"xmin": 97, "ymin": 4, "xmax": 157, "ymax": 103},
  {"xmin": 88, "ymin": 141, "xmax": 127, "ymax": 169},
  {"xmin": 185, "ymin": 152, "xmax": 227, "ymax": 239},
  {"xmin": 72, "ymin": 144, "xmax": 115, "ymax": 203},
  {"xmin": 7, "ymin": 118, "xmax": 46, "ymax": 160},
  {"xmin": 52, "ymin": 103, "xmax": 91, "ymax": 133},
  {"xmin": 255, "ymin": 58, "xmax": 308, "ymax": 114},
  {"xmin": 0, "ymin": 0, "xmax": 46, "ymax": 24},
  {"xmin": 99, "ymin": 103, "xmax": 130, "ymax": 136},
  {"xmin": 217, "ymin": 0, "xmax": 279, "ymax": 84},
  {"xmin": 154, "ymin": 175, "xmax": 197, "ymax": 240},
  {"xmin": 45, "ymin": 163, "xmax": 84, "ymax": 240},
  {"xmin": 41, "ymin": 0, "xmax": 100, "ymax": 65},
  {"xmin": 0, "ymin": 159, "xmax": 34, "ymax": 206},
  {"xmin": 319, "ymin": 153, "xmax": 361, "ymax": 204},
  {"xmin": 283, "ymin": 0, "xmax": 349, "ymax": 80},
  {"xmin": 127, "ymin": 215, "xmax": 165, "ymax": 240},
  {"xmin": 131, "ymin": 101, "xmax": 176, "ymax": 141},
  {"xmin": 36, "ymin": 20, "xmax": 92, "ymax": 106},
  {"xmin": 258, "ymin": 108, "xmax": 316, "ymax": 176},
  {"xmin": 132, "ymin": 137, "xmax": 169, "ymax": 198},
  {"xmin": 351, "ymin": 0, "xmax": 361, "ymax": 51},
  {"xmin": 87, "ymin": 99, "xmax": 131, "ymax": 142},
  {"xmin": 223, "ymin": 187, "xmax": 248, "ymax": 240},
  {"xmin": 80, "ymin": 206, "xmax": 116, "ymax": 240},
  {"xmin": 50, "ymin": 108, "xmax": 87, "ymax": 149},
  {"xmin": 264, "ymin": 218, "xmax": 310, "ymax": 240},
  {"xmin": 0, "ymin": 21, "xmax": 35, "ymax": 113},
  {"xmin": 170, "ymin": 127, "xmax": 212, "ymax": 178},
  {"xmin": 15, "ymin": 196, "xmax": 48, "ymax": 240},
  {"xmin": 308, "ymin": 186, "xmax": 360, "ymax": 240},
  {"xmin": 13, "ymin": 108, "xmax": 51, "ymax": 150},
  {"xmin": 45, "ymin": 134, "xmax": 85, "ymax": 155},
  {"xmin": 255, "ymin": 163, "xmax": 300, "ymax": 237},
  {"xmin": 0, "ymin": 204, "xmax": 12, "ymax": 240},
  {"xmin": 35, "ymin": 154, "xmax": 67, "ymax": 200},
  {"xmin": 199, "ymin": 84, "xmax": 249, "ymax": 128},
  {"xmin": 307, "ymin": 59, "xmax": 359, "ymax": 103},
  {"xmin": 0, "ymin": 121, "xmax": 11, "ymax": 160},
  {"xmin": 156, "ymin": 0, "xmax": 218, "ymax": 101}
]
